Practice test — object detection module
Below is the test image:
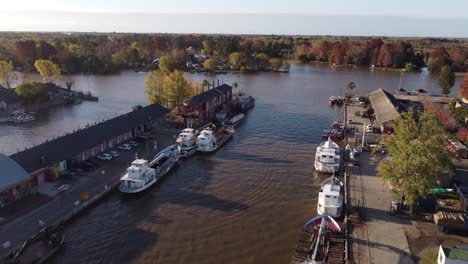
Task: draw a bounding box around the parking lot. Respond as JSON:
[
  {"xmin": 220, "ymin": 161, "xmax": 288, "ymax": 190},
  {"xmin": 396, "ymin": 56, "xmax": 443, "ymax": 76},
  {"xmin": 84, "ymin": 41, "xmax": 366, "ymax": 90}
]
[{"xmin": 345, "ymin": 96, "xmax": 382, "ymax": 145}]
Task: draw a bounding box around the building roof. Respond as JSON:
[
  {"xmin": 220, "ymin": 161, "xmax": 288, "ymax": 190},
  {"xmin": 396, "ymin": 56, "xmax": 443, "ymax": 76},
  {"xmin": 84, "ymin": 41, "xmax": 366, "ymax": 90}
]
[
  {"xmin": 184, "ymin": 84, "xmax": 232, "ymax": 105},
  {"xmin": 443, "ymin": 246, "xmax": 468, "ymax": 261},
  {"xmin": 0, "ymin": 86, "xmax": 20, "ymax": 104},
  {"xmin": 368, "ymin": 88, "xmax": 402, "ymax": 125},
  {"xmin": 10, "ymin": 103, "xmax": 169, "ymax": 173},
  {"xmin": 0, "ymin": 153, "xmax": 31, "ymax": 192}
]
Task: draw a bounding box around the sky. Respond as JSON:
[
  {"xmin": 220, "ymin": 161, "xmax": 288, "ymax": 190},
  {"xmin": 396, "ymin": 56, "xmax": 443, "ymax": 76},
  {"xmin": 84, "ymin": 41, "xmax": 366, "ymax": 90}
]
[{"xmin": 0, "ymin": 0, "xmax": 467, "ymax": 37}]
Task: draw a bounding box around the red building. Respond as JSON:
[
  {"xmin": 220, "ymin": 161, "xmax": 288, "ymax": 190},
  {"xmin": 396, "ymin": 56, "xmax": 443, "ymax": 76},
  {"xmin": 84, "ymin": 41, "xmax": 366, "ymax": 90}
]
[{"xmin": 183, "ymin": 84, "xmax": 233, "ymax": 123}]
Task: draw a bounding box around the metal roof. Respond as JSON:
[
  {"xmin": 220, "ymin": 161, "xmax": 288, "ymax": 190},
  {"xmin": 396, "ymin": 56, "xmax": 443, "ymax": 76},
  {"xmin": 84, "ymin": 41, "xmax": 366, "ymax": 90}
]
[
  {"xmin": 184, "ymin": 84, "xmax": 232, "ymax": 105},
  {"xmin": 10, "ymin": 103, "xmax": 169, "ymax": 173},
  {"xmin": 368, "ymin": 88, "xmax": 402, "ymax": 125},
  {"xmin": 0, "ymin": 153, "xmax": 31, "ymax": 191}
]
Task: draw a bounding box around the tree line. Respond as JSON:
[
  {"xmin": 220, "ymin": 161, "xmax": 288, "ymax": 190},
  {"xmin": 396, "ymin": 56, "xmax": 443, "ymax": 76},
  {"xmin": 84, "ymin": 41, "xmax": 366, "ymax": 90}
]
[{"xmin": 0, "ymin": 32, "xmax": 466, "ymax": 75}]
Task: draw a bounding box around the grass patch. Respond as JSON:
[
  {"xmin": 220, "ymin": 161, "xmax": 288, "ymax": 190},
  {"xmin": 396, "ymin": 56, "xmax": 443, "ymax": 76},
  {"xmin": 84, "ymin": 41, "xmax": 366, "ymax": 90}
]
[{"xmin": 419, "ymin": 248, "xmax": 438, "ymax": 264}]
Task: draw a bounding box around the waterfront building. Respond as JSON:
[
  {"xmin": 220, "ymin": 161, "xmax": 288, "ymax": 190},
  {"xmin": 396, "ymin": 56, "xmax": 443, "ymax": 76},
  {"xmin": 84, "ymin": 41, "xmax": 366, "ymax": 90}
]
[
  {"xmin": 0, "ymin": 154, "xmax": 32, "ymax": 207},
  {"xmin": 182, "ymin": 84, "xmax": 233, "ymax": 123},
  {"xmin": 9, "ymin": 103, "xmax": 168, "ymax": 189}
]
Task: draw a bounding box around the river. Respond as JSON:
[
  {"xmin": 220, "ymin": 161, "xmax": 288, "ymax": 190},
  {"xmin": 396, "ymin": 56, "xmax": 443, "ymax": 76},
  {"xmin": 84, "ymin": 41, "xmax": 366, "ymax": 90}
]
[{"xmin": 2, "ymin": 63, "xmax": 464, "ymax": 263}]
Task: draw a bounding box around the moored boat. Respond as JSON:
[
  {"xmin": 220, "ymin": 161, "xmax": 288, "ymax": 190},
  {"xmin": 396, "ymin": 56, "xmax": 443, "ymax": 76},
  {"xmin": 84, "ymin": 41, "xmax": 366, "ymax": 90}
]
[
  {"xmin": 290, "ymin": 215, "xmax": 345, "ymax": 264},
  {"xmin": 176, "ymin": 128, "xmax": 199, "ymax": 157},
  {"xmin": 328, "ymin": 96, "xmax": 336, "ymax": 106},
  {"xmin": 314, "ymin": 138, "xmax": 341, "ymax": 174},
  {"xmin": 196, "ymin": 123, "xmax": 234, "ymax": 152},
  {"xmin": 317, "ymin": 175, "xmax": 344, "ymax": 218},
  {"xmin": 235, "ymin": 91, "xmax": 255, "ymax": 113},
  {"xmin": 9, "ymin": 113, "xmax": 36, "ymax": 123},
  {"xmin": 119, "ymin": 145, "xmax": 180, "ymax": 193},
  {"xmin": 3, "ymin": 225, "xmax": 64, "ymax": 264},
  {"xmin": 226, "ymin": 113, "xmax": 245, "ymax": 126}
]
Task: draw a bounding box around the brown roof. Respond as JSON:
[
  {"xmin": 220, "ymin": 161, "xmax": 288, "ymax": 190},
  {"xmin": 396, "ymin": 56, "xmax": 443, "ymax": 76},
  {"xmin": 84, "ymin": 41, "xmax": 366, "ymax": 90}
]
[{"xmin": 368, "ymin": 88, "xmax": 402, "ymax": 125}]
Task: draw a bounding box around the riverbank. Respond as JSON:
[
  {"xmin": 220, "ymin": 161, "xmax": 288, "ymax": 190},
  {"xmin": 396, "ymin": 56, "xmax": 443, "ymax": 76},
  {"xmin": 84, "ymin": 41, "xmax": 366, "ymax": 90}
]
[{"xmin": 0, "ymin": 125, "xmax": 178, "ymax": 258}]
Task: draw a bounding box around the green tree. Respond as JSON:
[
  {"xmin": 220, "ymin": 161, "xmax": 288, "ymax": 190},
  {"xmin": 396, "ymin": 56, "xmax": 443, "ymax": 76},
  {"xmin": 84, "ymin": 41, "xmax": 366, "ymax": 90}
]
[
  {"xmin": 15, "ymin": 82, "xmax": 48, "ymax": 101},
  {"xmin": 166, "ymin": 70, "xmax": 192, "ymax": 113},
  {"xmin": 232, "ymin": 82, "xmax": 238, "ymax": 89},
  {"xmin": 377, "ymin": 109, "xmax": 451, "ymax": 206},
  {"xmin": 158, "ymin": 55, "xmax": 177, "ymax": 73},
  {"xmin": 203, "ymin": 58, "xmax": 217, "ymax": 72},
  {"xmin": 346, "ymin": 81, "xmax": 356, "ymax": 91},
  {"xmin": 34, "ymin": 59, "xmax": 61, "ymax": 82},
  {"xmin": 0, "ymin": 60, "xmax": 17, "ymax": 88},
  {"xmin": 145, "ymin": 70, "xmax": 169, "ymax": 107},
  {"xmin": 438, "ymin": 65, "xmax": 455, "ymax": 96}
]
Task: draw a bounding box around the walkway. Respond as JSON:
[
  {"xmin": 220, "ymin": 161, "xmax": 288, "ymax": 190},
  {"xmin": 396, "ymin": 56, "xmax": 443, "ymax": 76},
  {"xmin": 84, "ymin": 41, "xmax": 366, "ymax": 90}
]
[{"xmin": 348, "ymin": 152, "xmax": 413, "ymax": 264}]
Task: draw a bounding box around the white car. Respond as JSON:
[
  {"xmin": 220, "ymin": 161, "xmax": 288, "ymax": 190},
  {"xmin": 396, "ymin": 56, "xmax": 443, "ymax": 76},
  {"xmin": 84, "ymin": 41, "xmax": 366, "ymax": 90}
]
[
  {"xmin": 128, "ymin": 141, "xmax": 138, "ymax": 147},
  {"xmin": 118, "ymin": 144, "xmax": 131, "ymax": 151},
  {"xmin": 366, "ymin": 125, "xmax": 374, "ymax": 133},
  {"xmin": 109, "ymin": 150, "xmax": 119, "ymax": 157},
  {"xmin": 97, "ymin": 153, "xmax": 113, "ymax": 161}
]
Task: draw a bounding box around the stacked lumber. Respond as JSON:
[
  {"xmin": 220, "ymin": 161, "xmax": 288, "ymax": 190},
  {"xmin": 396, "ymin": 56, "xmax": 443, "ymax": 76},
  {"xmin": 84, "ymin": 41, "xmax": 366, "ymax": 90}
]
[{"xmin": 433, "ymin": 211, "xmax": 465, "ymax": 225}]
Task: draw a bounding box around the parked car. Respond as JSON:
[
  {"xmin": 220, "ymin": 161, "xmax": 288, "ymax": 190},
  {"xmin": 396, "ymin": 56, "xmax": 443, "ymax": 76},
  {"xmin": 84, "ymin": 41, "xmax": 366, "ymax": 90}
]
[
  {"xmin": 366, "ymin": 125, "xmax": 374, "ymax": 133},
  {"xmin": 109, "ymin": 150, "xmax": 119, "ymax": 157},
  {"xmin": 118, "ymin": 144, "xmax": 132, "ymax": 150},
  {"xmin": 97, "ymin": 153, "xmax": 113, "ymax": 161},
  {"xmin": 128, "ymin": 141, "xmax": 139, "ymax": 147}
]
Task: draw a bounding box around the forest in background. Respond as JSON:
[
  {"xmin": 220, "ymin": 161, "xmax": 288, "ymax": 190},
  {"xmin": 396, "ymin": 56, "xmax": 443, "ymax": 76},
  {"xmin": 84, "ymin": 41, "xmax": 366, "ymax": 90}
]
[{"xmin": 0, "ymin": 32, "xmax": 466, "ymax": 74}]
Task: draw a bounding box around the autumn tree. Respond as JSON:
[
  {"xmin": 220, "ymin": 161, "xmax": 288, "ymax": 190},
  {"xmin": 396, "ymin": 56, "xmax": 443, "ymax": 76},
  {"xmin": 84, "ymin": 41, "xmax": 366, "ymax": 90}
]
[
  {"xmin": 203, "ymin": 58, "xmax": 217, "ymax": 72},
  {"xmin": 145, "ymin": 70, "xmax": 169, "ymax": 107},
  {"xmin": 15, "ymin": 82, "xmax": 48, "ymax": 101},
  {"xmin": 427, "ymin": 48, "xmax": 449, "ymax": 72},
  {"xmin": 459, "ymin": 73, "xmax": 468, "ymax": 101},
  {"xmin": 377, "ymin": 109, "xmax": 451, "ymax": 206},
  {"xmin": 438, "ymin": 65, "xmax": 455, "ymax": 96},
  {"xmin": 202, "ymin": 79, "xmax": 210, "ymax": 92},
  {"xmin": 158, "ymin": 55, "xmax": 177, "ymax": 72},
  {"xmin": 0, "ymin": 60, "xmax": 17, "ymax": 88},
  {"xmin": 166, "ymin": 70, "xmax": 192, "ymax": 114},
  {"xmin": 229, "ymin": 52, "xmax": 246, "ymax": 70},
  {"xmin": 34, "ymin": 59, "xmax": 61, "ymax": 82}
]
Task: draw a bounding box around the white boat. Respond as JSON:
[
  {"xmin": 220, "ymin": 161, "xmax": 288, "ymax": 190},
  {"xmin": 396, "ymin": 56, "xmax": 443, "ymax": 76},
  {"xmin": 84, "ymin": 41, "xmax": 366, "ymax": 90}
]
[
  {"xmin": 10, "ymin": 113, "xmax": 36, "ymax": 123},
  {"xmin": 119, "ymin": 145, "xmax": 180, "ymax": 193},
  {"xmin": 227, "ymin": 113, "xmax": 245, "ymax": 126},
  {"xmin": 196, "ymin": 123, "xmax": 234, "ymax": 152},
  {"xmin": 314, "ymin": 137, "xmax": 341, "ymax": 174},
  {"xmin": 176, "ymin": 128, "xmax": 199, "ymax": 157},
  {"xmin": 317, "ymin": 176, "xmax": 344, "ymax": 218}
]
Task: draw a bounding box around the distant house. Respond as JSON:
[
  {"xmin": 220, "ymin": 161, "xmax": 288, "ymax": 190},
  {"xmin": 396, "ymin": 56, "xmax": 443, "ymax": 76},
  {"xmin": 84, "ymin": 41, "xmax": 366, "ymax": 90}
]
[
  {"xmin": 183, "ymin": 84, "xmax": 233, "ymax": 123},
  {"xmin": 0, "ymin": 86, "xmax": 22, "ymax": 112},
  {"xmin": 0, "ymin": 154, "xmax": 32, "ymax": 207},
  {"xmin": 438, "ymin": 245, "xmax": 468, "ymax": 264},
  {"xmin": 10, "ymin": 103, "xmax": 169, "ymax": 189}
]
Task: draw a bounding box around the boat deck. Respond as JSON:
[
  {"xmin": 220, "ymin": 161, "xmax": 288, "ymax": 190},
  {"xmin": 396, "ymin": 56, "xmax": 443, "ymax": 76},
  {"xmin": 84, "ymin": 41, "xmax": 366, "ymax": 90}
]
[{"xmin": 290, "ymin": 229, "xmax": 345, "ymax": 264}]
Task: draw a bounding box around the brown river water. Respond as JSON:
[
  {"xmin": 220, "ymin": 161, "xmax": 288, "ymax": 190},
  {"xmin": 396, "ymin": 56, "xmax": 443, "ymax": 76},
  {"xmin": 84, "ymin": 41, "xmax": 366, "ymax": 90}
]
[{"xmin": 0, "ymin": 63, "xmax": 463, "ymax": 263}]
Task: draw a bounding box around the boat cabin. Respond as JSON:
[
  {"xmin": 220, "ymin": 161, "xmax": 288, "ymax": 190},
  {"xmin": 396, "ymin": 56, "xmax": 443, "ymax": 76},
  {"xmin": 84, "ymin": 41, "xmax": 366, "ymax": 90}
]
[{"xmin": 127, "ymin": 159, "xmax": 150, "ymax": 179}]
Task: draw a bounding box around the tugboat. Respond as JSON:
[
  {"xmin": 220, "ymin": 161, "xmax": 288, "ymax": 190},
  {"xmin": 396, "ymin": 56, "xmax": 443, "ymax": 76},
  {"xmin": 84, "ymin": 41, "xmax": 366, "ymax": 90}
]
[
  {"xmin": 290, "ymin": 215, "xmax": 345, "ymax": 264},
  {"xmin": 235, "ymin": 91, "xmax": 255, "ymax": 113},
  {"xmin": 176, "ymin": 128, "xmax": 199, "ymax": 158},
  {"xmin": 196, "ymin": 123, "xmax": 234, "ymax": 152},
  {"xmin": 3, "ymin": 225, "xmax": 65, "ymax": 264},
  {"xmin": 314, "ymin": 137, "xmax": 341, "ymax": 174},
  {"xmin": 317, "ymin": 175, "xmax": 344, "ymax": 218},
  {"xmin": 119, "ymin": 145, "xmax": 180, "ymax": 193}
]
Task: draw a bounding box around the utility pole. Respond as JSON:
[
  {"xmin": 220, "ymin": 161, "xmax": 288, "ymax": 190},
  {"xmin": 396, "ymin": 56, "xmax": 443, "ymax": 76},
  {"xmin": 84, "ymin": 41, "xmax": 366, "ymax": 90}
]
[{"xmin": 362, "ymin": 123, "xmax": 366, "ymax": 148}]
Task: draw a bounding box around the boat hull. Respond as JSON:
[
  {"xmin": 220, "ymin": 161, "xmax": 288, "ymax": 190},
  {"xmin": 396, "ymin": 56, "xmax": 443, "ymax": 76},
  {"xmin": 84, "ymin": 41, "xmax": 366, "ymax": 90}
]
[{"xmin": 119, "ymin": 177, "xmax": 157, "ymax": 193}]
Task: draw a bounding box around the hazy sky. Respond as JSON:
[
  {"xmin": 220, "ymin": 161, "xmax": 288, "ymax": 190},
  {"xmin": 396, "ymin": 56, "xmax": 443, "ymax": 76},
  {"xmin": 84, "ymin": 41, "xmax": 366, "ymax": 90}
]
[{"xmin": 1, "ymin": 0, "xmax": 467, "ymax": 37}]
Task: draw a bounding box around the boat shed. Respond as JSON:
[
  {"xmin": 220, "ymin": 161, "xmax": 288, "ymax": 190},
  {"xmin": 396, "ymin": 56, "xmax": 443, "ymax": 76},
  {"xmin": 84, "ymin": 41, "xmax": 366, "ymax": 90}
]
[
  {"xmin": 183, "ymin": 84, "xmax": 233, "ymax": 123},
  {"xmin": 368, "ymin": 88, "xmax": 402, "ymax": 126},
  {"xmin": 0, "ymin": 154, "xmax": 32, "ymax": 207},
  {"xmin": 10, "ymin": 103, "xmax": 169, "ymax": 187}
]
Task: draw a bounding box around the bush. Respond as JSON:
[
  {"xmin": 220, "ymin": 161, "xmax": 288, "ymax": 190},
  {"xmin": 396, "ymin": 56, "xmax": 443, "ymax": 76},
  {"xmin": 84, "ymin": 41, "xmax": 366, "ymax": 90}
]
[{"xmin": 15, "ymin": 82, "xmax": 48, "ymax": 100}]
